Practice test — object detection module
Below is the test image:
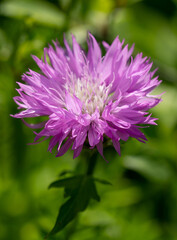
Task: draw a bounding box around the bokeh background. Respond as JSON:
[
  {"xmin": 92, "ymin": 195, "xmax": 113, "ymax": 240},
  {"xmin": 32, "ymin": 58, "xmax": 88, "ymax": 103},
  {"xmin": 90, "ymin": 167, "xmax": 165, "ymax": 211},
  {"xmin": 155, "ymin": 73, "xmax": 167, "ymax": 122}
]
[{"xmin": 0, "ymin": 0, "xmax": 177, "ymax": 239}]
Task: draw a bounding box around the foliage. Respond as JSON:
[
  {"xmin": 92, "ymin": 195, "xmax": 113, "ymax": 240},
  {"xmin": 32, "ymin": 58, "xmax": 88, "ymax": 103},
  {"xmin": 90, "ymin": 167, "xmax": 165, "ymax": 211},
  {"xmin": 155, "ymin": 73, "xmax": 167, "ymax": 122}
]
[
  {"xmin": 0, "ymin": 0, "xmax": 177, "ymax": 239},
  {"xmin": 48, "ymin": 174, "xmax": 100, "ymax": 236}
]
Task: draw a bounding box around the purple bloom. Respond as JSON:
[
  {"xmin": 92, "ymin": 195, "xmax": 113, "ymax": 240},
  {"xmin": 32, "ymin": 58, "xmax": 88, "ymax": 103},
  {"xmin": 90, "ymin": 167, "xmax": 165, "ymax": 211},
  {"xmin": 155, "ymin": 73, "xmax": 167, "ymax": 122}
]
[{"xmin": 12, "ymin": 34, "xmax": 162, "ymax": 159}]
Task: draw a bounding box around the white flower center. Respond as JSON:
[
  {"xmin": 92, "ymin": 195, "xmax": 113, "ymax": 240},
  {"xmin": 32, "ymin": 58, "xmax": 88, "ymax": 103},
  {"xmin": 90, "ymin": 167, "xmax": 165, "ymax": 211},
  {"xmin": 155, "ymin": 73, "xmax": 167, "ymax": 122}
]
[{"xmin": 66, "ymin": 73, "xmax": 111, "ymax": 114}]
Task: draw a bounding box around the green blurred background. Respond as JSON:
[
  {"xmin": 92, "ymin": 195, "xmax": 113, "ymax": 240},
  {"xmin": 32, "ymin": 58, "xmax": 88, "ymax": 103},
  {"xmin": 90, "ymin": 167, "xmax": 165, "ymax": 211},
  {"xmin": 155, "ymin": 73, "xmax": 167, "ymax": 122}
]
[{"xmin": 0, "ymin": 0, "xmax": 177, "ymax": 239}]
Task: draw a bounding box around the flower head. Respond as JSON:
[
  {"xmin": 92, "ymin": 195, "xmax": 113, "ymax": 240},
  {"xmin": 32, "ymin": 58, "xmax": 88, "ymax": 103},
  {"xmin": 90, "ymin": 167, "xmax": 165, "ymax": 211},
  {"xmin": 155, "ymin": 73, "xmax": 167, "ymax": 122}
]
[{"xmin": 12, "ymin": 33, "xmax": 162, "ymax": 159}]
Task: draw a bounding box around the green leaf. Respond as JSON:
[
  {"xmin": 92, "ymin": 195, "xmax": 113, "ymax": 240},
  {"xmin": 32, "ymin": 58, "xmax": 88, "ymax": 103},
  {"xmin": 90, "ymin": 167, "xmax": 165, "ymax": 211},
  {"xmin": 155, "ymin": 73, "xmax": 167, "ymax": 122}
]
[
  {"xmin": 59, "ymin": 170, "xmax": 74, "ymax": 177},
  {"xmin": 123, "ymin": 156, "xmax": 170, "ymax": 182},
  {"xmin": 47, "ymin": 175, "xmax": 100, "ymax": 237},
  {"xmin": 48, "ymin": 175, "xmax": 83, "ymax": 190},
  {"xmin": 0, "ymin": 1, "xmax": 65, "ymax": 28},
  {"xmin": 94, "ymin": 177, "xmax": 112, "ymax": 186},
  {"xmin": 49, "ymin": 175, "xmax": 83, "ymax": 198}
]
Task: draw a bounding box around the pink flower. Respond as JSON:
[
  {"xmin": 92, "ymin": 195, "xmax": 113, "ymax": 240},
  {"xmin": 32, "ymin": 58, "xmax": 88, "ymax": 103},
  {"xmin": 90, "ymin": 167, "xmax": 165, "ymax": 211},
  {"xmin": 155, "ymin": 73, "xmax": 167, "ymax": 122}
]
[{"xmin": 12, "ymin": 34, "xmax": 162, "ymax": 159}]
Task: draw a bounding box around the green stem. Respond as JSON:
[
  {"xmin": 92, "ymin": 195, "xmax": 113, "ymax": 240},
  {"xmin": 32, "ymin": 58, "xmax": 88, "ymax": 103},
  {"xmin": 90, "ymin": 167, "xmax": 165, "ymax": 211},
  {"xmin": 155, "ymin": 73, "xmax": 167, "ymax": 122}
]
[{"xmin": 86, "ymin": 151, "xmax": 98, "ymax": 176}]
